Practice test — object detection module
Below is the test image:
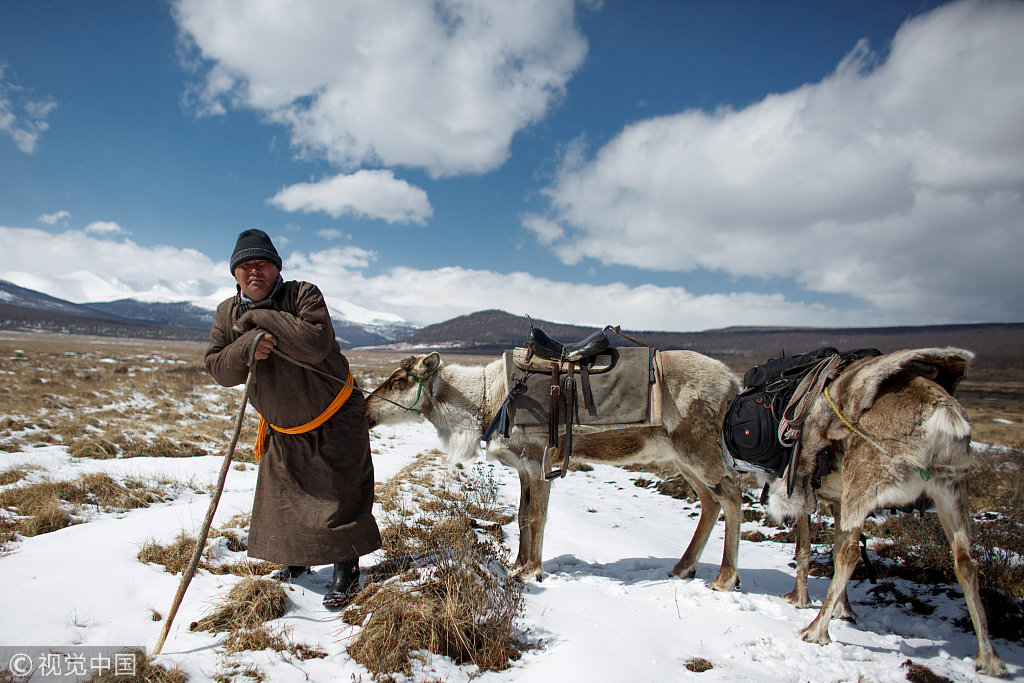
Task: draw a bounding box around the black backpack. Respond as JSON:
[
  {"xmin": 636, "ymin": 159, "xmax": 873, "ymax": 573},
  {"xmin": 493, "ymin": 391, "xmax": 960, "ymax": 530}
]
[{"xmin": 722, "ymin": 347, "xmax": 881, "ymax": 476}]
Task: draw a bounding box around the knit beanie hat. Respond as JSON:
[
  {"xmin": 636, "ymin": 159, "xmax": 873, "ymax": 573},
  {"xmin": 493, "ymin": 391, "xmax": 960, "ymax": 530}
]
[{"xmin": 229, "ymin": 229, "xmax": 283, "ymax": 274}]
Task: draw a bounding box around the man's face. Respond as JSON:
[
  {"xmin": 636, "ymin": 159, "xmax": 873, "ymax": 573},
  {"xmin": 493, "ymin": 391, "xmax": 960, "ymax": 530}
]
[{"xmin": 233, "ymin": 259, "xmax": 279, "ymax": 301}]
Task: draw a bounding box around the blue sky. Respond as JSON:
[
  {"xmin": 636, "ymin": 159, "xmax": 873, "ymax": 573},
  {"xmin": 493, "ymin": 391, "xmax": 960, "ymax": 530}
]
[{"xmin": 1, "ymin": 0, "xmax": 1022, "ymax": 331}]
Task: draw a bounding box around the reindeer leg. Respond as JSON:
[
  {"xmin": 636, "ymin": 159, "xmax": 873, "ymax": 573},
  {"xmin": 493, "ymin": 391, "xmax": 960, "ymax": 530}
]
[
  {"xmin": 931, "ymin": 480, "xmax": 1006, "ymax": 677},
  {"xmin": 511, "ymin": 468, "xmax": 533, "ymax": 576},
  {"xmin": 799, "ymin": 520, "xmax": 862, "ymax": 645},
  {"xmin": 783, "ymin": 514, "xmax": 812, "ymax": 608},
  {"xmin": 830, "ymin": 501, "xmax": 856, "ymax": 621},
  {"xmin": 511, "ymin": 466, "xmax": 550, "ymax": 582},
  {"xmin": 708, "ymin": 476, "xmax": 741, "ymax": 591},
  {"xmin": 670, "ymin": 478, "xmax": 723, "ymax": 585}
]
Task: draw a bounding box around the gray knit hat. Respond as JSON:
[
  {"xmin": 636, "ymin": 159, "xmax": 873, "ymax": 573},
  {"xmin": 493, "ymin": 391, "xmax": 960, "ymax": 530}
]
[{"xmin": 229, "ymin": 229, "xmax": 283, "ymax": 274}]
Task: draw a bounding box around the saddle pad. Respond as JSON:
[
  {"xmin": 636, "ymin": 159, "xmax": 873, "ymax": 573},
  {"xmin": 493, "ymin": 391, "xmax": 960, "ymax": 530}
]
[{"xmin": 503, "ymin": 346, "xmax": 653, "ymax": 426}]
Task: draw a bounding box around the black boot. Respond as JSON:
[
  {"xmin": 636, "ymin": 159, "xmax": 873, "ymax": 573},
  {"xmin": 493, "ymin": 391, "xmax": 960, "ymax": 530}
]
[
  {"xmin": 323, "ymin": 559, "xmax": 360, "ymax": 612},
  {"xmin": 272, "ymin": 565, "xmax": 309, "ymax": 581}
]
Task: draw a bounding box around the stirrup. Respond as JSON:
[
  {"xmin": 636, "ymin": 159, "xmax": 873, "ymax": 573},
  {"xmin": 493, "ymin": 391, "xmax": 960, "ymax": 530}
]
[{"xmin": 542, "ymin": 444, "xmax": 569, "ymax": 480}]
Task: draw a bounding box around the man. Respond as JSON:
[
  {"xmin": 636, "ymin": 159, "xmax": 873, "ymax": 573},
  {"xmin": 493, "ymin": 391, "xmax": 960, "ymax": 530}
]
[{"xmin": 205, "ymin": 228, "xmax": 381, "ymax": 611}]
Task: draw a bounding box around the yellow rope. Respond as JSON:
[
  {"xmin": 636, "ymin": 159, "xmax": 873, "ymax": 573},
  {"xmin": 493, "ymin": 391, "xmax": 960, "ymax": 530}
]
[
  {"xmin": 823, "ymin": 385, "xmax": 930, "ymax": 480},
  {"xmin": 823, "ymin": 385, "xmax": 859, "ymax": 434},
  {"xmin": 253, "ymin": 370, "xmax": 355, "ymax": 459}
]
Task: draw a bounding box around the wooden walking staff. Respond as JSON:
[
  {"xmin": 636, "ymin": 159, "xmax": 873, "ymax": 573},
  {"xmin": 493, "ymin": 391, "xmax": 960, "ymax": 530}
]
[{"xmin": 153, "ymin": 366, "xmax": 256, "ymax": 655}]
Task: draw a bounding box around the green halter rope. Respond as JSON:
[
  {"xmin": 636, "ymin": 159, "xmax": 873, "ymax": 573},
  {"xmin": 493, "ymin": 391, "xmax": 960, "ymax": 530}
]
[{"xmin": 405, "ymin": 370, "xmax": 429, "ymax": 412}]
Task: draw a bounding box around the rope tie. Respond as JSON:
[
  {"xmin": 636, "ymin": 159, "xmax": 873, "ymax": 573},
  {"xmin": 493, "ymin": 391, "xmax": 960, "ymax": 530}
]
[
  {"xmin": 823, "ymin": 385, "xmax": 931, "ymax": 481},
  {"xmin": 253, "ymin": 370, "xmax": 354, "ymax": 459}
]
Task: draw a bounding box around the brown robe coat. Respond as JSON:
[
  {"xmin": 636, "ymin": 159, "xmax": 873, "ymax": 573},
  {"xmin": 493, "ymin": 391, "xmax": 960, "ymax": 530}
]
[{"xmin": 205, "ymin": 280, "xmax": 381, "ymax": 565}]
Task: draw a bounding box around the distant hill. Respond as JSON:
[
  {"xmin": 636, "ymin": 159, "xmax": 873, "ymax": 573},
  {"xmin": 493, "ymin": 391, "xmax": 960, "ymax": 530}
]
[
  {"xmin": 87, "ymin": 299, "xmax": 215, "ymax": 331},
  {"xmin": 0, "ymin": 279, "xmax": 418, "ymax": 346},
  {"xmin": 0, "ymin": 280, "xmax": 211, "ymax": 341},
  {"xmin": 373, "ymin": 309, "xmax": 1024, "ymax": 375},
  {"xmin": 4, "ymin": 281, "xmax": 1021, "ymax": 373}
]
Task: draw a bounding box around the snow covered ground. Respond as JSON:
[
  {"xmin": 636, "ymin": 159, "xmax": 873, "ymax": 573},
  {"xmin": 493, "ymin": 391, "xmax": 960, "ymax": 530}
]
[{"xmin": 1, "ymin": 420, "xmax": 1021, "ymax": 682}]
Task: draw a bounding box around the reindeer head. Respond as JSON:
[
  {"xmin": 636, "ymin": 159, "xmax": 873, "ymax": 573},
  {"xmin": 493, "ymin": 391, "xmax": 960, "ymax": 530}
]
[{"xmin": 365, "ymin": 352, "xmax": 442, "ymax": 428}]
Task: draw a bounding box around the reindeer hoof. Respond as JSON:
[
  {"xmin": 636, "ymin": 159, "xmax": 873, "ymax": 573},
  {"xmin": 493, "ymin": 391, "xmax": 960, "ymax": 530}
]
[
  {"xmin": 976, "ymin": 652, "xmax": 1007, "ymax": 678},
  {"xmin": 708, "ymin": 578, "xmax": 739, "ymax": 592},
  {"xmin": 799, "ymin": 624, "xmax": 830, "ymax": 645},
  {"xmin": 669, "ymin": 562, "xmax": 697, "ymax": 580},
  {"xmin": 512, "ymin": 564, "xmax": 544, "ymax": 583},
  {"xmin": 782, "ymin": 590, "xmax": 812, "ymax": 609},
  {"xmin": 707, "ymin": 569, "xmax": 739, "ymax": 592}
]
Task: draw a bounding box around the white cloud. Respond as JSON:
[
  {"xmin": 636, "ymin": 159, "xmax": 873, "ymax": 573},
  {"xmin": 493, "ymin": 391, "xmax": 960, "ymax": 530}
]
[
  {"xmin": 317, "ymin": 228, "xmax": 347, "ymax": 240},
  {"xmin": 38, "ymin": 210, "xmax": 71, "ymax": 225},
  {"xmin": 281, "ymin": 248, "xmax": 900, "ymax": 332},
  {"xmin": 0, "ymin": 226, "xmax": 231, "ymax": 307},
  {"xmin": 172, "ymin": 0, "xmax": 587, "ymax": 177},
  {"xmin": 84, "ymin": 221, "xmax": 128, "ymax": 236},
  {"xmin": 1, "ymin": 224, "xmax": 895, "ymax": 331},
  {"xmin": 269, "ymin": 170, "xmax": 433, "ymax": 224},
  {"xmin": 0, "ymin": 64, "xmax": 57, "ymax": 154},
  {"xmin": 526, "ymin": 0, "xmax": 1024, "ymax": 325}
]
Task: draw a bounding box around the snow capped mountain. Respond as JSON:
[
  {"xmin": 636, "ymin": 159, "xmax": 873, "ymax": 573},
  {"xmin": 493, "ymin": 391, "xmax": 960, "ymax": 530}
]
[
  {"xmin": 0, "ymin": 278, "xmax": 418, "ymax": 345},
  {"xmin": 2, "ymin": 270, "xmax": 235, "ymax": 310}
]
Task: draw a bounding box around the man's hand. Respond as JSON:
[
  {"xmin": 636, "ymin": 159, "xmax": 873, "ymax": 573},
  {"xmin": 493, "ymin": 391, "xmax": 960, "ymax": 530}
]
[{"xmin": 253, "ymin": 332, "xmax": 277, "ymax": 361}]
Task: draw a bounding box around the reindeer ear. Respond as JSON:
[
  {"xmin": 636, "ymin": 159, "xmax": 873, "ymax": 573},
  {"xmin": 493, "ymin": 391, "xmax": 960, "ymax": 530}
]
[{"xmin": 421, "ymin": 352, "xmax": 442, "ymax": 376}]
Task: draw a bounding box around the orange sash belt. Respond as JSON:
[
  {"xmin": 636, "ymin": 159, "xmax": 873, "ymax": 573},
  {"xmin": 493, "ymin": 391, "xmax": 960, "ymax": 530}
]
[{"xmin": 253, "ymin": 370, "xmax": 354, "ymax": 460}]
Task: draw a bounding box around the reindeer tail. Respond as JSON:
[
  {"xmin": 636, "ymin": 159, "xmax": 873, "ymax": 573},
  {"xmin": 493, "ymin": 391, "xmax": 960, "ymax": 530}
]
[{"xmin": 922, "ymin": 398, "xmax": 973, "ymax": 472}]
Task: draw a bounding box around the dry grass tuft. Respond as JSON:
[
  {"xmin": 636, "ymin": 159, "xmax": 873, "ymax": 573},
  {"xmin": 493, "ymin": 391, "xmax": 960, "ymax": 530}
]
[
  {"xmin": 191, "ymin": 577, "xmax": 288, "ymax": 634},
  {"xmin": 347, "ymin": 533, "xmax": 523, "ymax": 677},
  {"xmin": 187, "ymin": 576, "xmax": 325, "ymax": 660},
  {"xmin": 685, "ymin": 656, "xmax": 713, "ymax": 673},
  {"xmin": 0, "ymin": 465, "xmax": 38, "ymax": 485},
  {"xmin": 221, "ymin": 625, "xmax": 327, "ymax": 659},
  {"xmin": 137, "ymin": 526, "xmax": 276, "ymax": 577},
  {"xmin": 0, "ymin": 513, "xmax": 18, "ymax": 555},
  {"xmin": 138, "ymin": 531, "xmax": 200, "ymax": 575},
  {"xmin": 347, "ymin": 454, "xmax": 524, "ymax": 679},
  {"xmin": 902, "ymin": 658, "xmax": 952, "ymax": 683},
  {"xmin": 82, "ymin": 647, "xmax": 186, "ymax": 682},
  {"xmin": 0, "ymin": 472, "xmax": 154, "ymax": 538},
  {"xmin": 68, "ymin": 437, "xmax": 120, "ymax": 459},
  {"xmin": 115, "ymin": 435, "xmax": 207, "ymax": 459},
  {"xmin": 213, "ymin": 662, "xmax": 266, "ymax": 683}
]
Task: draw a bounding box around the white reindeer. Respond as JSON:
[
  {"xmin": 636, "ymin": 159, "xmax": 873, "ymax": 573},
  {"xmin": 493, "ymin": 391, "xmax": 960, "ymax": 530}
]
[
  {"xmin": 768, "ymin": 348, "xmax": 1006, "ymax": 677},
  {"xmin": 365, "ymin": 350, "xmax": 743, "ymax": 589}
]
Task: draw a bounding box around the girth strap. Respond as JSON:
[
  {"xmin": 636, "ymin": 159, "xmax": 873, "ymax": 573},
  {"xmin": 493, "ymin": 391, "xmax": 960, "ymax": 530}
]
[
  {"xmin": 580, "ymin": 363, "xmax": 596, "ymax": 415},
  {"xmin": 548, "ymin": 364, "xmax": 561, "ymax": 448}
]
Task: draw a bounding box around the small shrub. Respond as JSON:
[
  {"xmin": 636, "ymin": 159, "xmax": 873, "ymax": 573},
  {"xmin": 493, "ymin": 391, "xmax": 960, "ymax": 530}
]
[
  {"xmin": 347, "ymin": 532, "xmax": 524, "ymax": 677},
  {"xmin": 902, "ymin": 658, "xmax": 952, "ymax": 683},
  {"xmin": 347, "ymin": 450, "xmax": 524, "ymax": 679},
  {"xmin": 656, "ymin": 476, "xmax": 696, "ymax": 501},
  {"xmin": 685, "ymin": 657, "xmax": 713, "ymax": 672}
]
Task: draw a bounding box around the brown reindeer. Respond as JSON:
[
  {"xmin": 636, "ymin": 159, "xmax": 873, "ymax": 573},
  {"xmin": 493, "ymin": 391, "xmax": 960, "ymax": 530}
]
[
  {"xmin": 365, "ymin": 350, "xmax": 743, "ymax": 589},
  {"xmin": 767, "ymin": 348, "xmax": 1006, "ymax": 677}
]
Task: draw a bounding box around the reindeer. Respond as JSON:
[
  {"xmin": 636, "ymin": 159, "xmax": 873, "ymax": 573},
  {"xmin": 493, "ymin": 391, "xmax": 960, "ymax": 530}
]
[
  {"xmin": 365, "ymin": 350, "xmax": 743, "ymax": 590},
  {"xmin": 766, "ymin": 348, "xmax": 1005, "ymax": 677}
]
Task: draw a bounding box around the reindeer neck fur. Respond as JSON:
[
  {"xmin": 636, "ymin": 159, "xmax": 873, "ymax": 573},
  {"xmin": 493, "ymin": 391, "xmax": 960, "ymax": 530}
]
[{"xmin": 427, "ymin": 359, "xmax": 506, "ymax": 464}]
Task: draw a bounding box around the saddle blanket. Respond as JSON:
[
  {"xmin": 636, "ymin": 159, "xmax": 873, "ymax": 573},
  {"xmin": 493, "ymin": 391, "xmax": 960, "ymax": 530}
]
[{"xmin": 502, "ymin": 346, "xmax": 662, "ymax": 429}]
